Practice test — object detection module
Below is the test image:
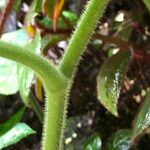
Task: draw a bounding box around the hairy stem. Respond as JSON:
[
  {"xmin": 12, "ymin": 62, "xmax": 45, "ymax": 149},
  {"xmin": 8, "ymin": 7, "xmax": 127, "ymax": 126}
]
[
  {"xmin": 59, "ymin": 0, "xmax": 110, "ymax": 78},
  {"xmin": 0, "ymin": 40, "xmax": 65, "ymax": 91},
  {"xmin": 0, "ymin": 40, "xmax": 68, "ymax": 150}
]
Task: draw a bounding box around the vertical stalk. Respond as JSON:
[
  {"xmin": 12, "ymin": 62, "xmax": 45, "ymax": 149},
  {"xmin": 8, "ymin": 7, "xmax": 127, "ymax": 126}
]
[
  {"xmin": 59, "ymin": 0, "xmax": 110, "ymax": 78},
  {"xmin": 42, "ymin": 84, "xmax": 68, "ymax": 150}
]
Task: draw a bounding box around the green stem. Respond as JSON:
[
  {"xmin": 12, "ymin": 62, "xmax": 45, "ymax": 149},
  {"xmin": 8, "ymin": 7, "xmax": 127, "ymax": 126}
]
[
  {"xmin": 0, "ymin": 40, "xmax": 68, "ymax": 150},
  {"xmin": 42, "ymin": 87, "xmax": 68, "ymax": 150},
  {"xmin": 59, "ymin": 0, "xmax": 110, "ymax": 78},
  {"xmin": 0, "ymin": 40, "xmax": 65, "ymax": 91}
]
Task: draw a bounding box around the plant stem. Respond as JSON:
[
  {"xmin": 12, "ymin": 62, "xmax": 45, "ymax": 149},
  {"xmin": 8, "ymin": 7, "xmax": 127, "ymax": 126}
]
[
  {"xmin": 0, "ymin": 40, "xmax": 68, "ymax": 150},
  {"xmin": 42, "ymin": 87, "xmax": 68, "ymax": 150},
  {"xmin": 0, "ymin": 40, "xmax": 65, "ymax": 92},
  {"xmin": 59, "ymin": 0, "xmax": 110, "ymax": 78}
]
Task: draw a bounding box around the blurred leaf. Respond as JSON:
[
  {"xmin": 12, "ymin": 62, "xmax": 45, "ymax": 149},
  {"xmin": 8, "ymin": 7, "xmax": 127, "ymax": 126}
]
[
  {"xmin": 83, "ymin": 134, "xmax": 102, "ymax": 150},
  {"xmin": 17, "ymin": 31, "xmax": 41, "ymax": 107},
  {"xmin": 0, "ymin": 30, "xmax": 29, "ymax": 95},
  {"xmin": 107, "ymin": 45, "xmax": 118, "ymax": 57},
  {"xmin": 25, "ymin": 0, "xmax": 42, "ymax": 27},
  {"xmin": 53, "ymin": 0, "xmax": 65, "ymax": 30},
  {"xmin": 0, "ymin": 58, "xmax": 18, "ymax": 95},
  {"xmin": 62, "ymin": 11, "xmax": 78, "ymax": 23},
  {"xmin": 2, "ymin": 29, "xmax": 29, "ymax": 45},
  {"xmin": 97, "ymin": 51, "xmax": 132, "ymax": 116},
  {"xmin": 0, "ymin": 107, "xmax": 26, "ymax": 136},
  {"xmin": 108, "ymin": 130, "xmax": 132, "ymax": 150},
  {"xmin": 43, "ymin": 0, "xmax": 56, "ymax": 18},
  {"xmin": 38, "ymin": 10, "xmax": 78, "ymax": 30},
  {"xmin": 61, "ymin": 11, "xmax": 78, "ymax": 29},
  {"xmin": 35, "ymin": 0, "xmax": 42, "ymax": 12},
  {"xmin": 143, "ymin": 0, "xmax": 150, "ymax": 12},
  {"xmin": 0, "ymin": 123, "xmax": 36, "ymax": 149},
  {"xmin": 41, "ymin": 34, "xmax": 67, "ymax": 52},
  {"xmin": 39, "ymin": 16, "xmax": 53, "ymax": 27},
  {"xmin": 17, "ymin": 67, "xmax": 35, "ymax": 107},
  {"xmin": 29, "ymin": 92, "xmax": 44, "ymax": 123},
  {"xmin": 13, "ymin": 0, "xmax": 22, "ymax": 12},
  {"xmin": 116, "ymin": 23, "xmax": 132, "ymax": 42},
  {"xmin": 0, "ymin": 0, "xmax": 6, "ymax": 10},
  {"xmin": 133, "ymin": 92, "xmax": 150, "ymax": 137}
]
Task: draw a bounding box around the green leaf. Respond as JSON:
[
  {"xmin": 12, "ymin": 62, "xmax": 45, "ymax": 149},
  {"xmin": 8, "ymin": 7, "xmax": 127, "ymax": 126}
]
[
  {"xmin": 2, "ymin": 29, "xmax": 29, "ymax": 45},
  {"xmin": 25, "ymin": 0, "xmax": 42, "ymax": 27},
  {"xmin": 84, "ymin": 134, "xmax": 102, "ymax": 150},
  {"xmin": 143, "ymin": 0, "xmax": 150, "ymax": 12},
  {"xmin": 0, "ymin": 107, "xmax": 26, "ymax": 136},
  {"xmin": 62, "ymin": 11, "xmax": 78, "ymax": 25},
  {"xmin": 43, "ymin": 0, "xmax": 56, "ymax": 18},
  {"xmin": 116, "ymin": 22, "xmax": 133, "ymax": 42},
  {"xmin": 0, "ymin": 30, "xmax": 29, "ymax": 95},
  {"xmin": 0, "ymin": 123, "xmax": 36, "ymax": 149},
  {"xmin": 97, "ymin": 50, "xmax": 132, "ymax": 116},
  {"xmin": 13, "ymin": 0, "xmax": 22, "ymax": 12},
  {"xmin": 0, "ymin": 0, "xmax": 6, "ymax": 10},
  {"xmin": 133, "ymin": 92, "xmax": 150, "ymax": 137},
  {"xmin": 42, "ymin": 34, "xmax": 67, "ymax": 52},
  {"xmin": 108, "ymin": 130, "xmax": 132, "ymax": 150},
  {"xmin": 0, "ymin": 58, "xmax": 18, "ymax": 95},
  {"xmin": 38, "ymin": 10, "xmax": 78, "ymax": 30},
  {"xmin": 35, "ymin": 0, "xmax": 42, "ymax": 12}
]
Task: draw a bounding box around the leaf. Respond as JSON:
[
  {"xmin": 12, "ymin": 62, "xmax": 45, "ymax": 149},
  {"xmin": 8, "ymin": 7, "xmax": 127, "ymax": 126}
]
[
  {"xmin": 107, "ymin": 130, "xmax": 132, "ymax": 150},
  {"xmin": 53, "ymin": 0, "xmax": 65, "ymax": 31},
  {"xmin": 0, "ymin": 107, "xmax": 26, "ymax": 136},
  {"xmin": 35, "ymin": 0, "xmax": 42, "ymax": 13},
  {"xmin": 143, "ymin": 0, "xmax": 150, "ymax": 12},
  {"xmin": 133, "ymin": 92, "xmax": 150, "ymax": 137},
  {"xmin": 0, "ymin": 123, "xmax": 36, "ymax": 149},
  {"xmin": 0, "ymin": 30, "xmax": 29, "ymax": 95},
  {"xmin": 25, "ymin": 0, "xmax": 42, "ymax": 27},
  {"xmin": 43, "ymin": 0, "xmax": 56, "ymax": 18},
  {"xmin": 41, "ymin": 34, "xmax": 67, "ymax": 52},
  {"xmin": 13, "ymin": 0, "xmax": 22, "ymax": 12},
  {"xmin": 117, "ymin": 25, "xmax": 132, "ymax": 42},
  {"xmin": 83, "ymin": 134, "xmax": 102, "ymax": 150},
  {"xmin": 62, "ymin": 11, "xmax": 78, "ymax": 24},
  {"xmin": 97, "ymin": 50, "xmax": 132, "ymax": 116},
  {"xmin": 38, "ymin": 10, "xmax": 78, "ymax": 30},
  {"xmin": 0, "ymin": 58, "xmax": 18, "ymax": 95},
  {"xmin": 0, "ymin": 0, "xmax": 6, "ymax": 10}
]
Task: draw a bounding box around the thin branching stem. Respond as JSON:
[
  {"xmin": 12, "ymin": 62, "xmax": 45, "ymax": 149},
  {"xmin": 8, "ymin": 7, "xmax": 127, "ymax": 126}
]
[{"xmin": 59, "ymin": 0, "xmax": 110, "ymax": 78}]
